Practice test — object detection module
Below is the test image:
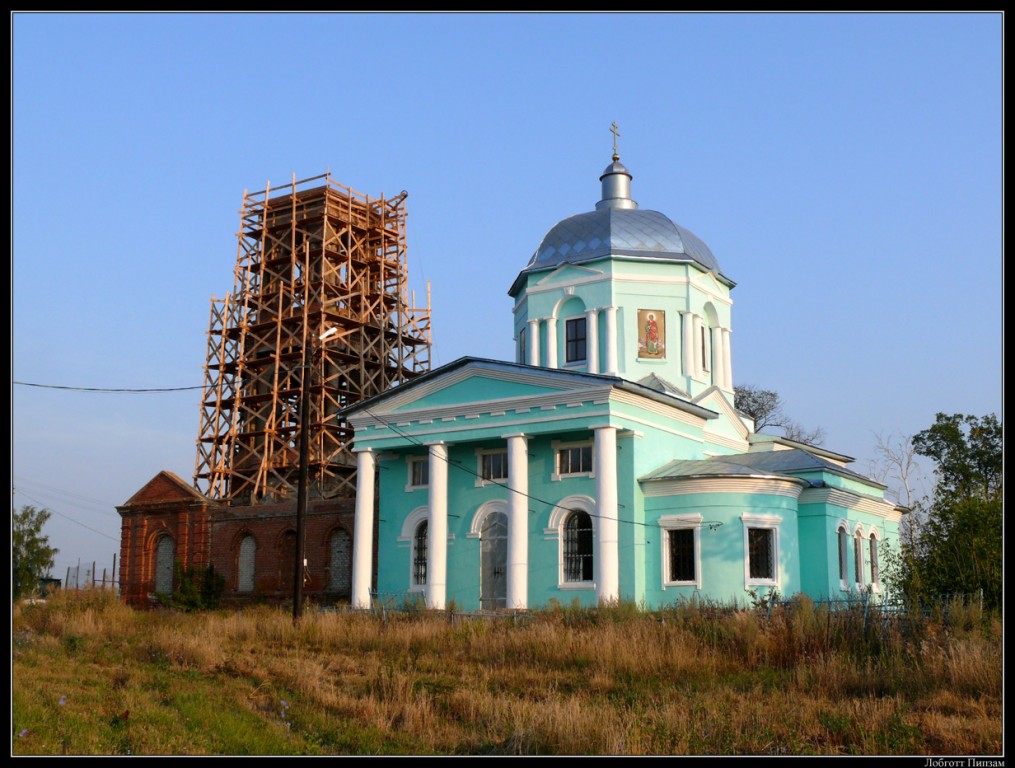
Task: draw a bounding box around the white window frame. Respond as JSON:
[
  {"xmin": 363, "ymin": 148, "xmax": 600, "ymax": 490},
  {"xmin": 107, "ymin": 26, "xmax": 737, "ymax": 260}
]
[
  {"xmin": 564, "ymin": 316, "xmax": 588, "ymax": 365},
  {"xmin": 837, "ymin": 521, "xmax": 850, "ymax": 591},
  {"xmin": 546, "ymin": 495, "xmax": 597, "ymax": 591},
  {"xmin": 411, "ymin": 520, "xmax": 428, "ymax": 592},
  {"xmin": 659, "ymin": 514, "xmax": 702, "ymax": 590},
  {"xmin": 551, "ymin": 439, "xmax": 595, "ymax": 482},
  {"xmin": 405, "ymin": 455, "xmax": 429, "ymax": 492},
  {"xmin": 868, "ymin": 528, "xmax": 881, "ymax": 593},
  {"xmin": 398, "ymin": 506, "xmax": 430, "ymax": 593},
  {"xmin": 741, "ymin": 513, "xmax": 781, "ymax": 589},
  {"xmin": 474, "ymin": 447, "xmax": 509, "ymax": 487},
  {"xmin": 853, "ymin": 524, "xmax": 867, "ymax": 592}
]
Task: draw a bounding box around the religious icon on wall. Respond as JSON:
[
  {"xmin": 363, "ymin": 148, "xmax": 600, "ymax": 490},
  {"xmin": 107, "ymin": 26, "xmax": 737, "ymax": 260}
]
[{"xmin": 638, "ymin": 309, "xmax": 665, "ymax": 359}]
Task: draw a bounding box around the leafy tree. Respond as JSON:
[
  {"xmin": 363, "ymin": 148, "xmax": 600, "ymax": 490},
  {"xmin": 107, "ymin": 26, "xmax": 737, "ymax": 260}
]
[
  {"xmin": 734, "ymin": 384, "xmax": 825, "ymax": 446},
  {"xmin": 12, "ymin": 505, "xmax": 59, "ymax": 601},
  {"xmin": 912, "ymin": 413, "xmax": 1002, "ymax": 504},
  {"xmin": 901, "ymin": 413, "xmax": 1002, "ymax": 609}
]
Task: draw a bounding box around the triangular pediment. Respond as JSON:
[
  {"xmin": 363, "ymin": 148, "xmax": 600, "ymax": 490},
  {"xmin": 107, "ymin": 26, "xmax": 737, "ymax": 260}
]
[
  {"xmin": 121, "ymin": 470, "xmax": 208, "ymax": 507},
  {"xmin": 690, "ymin": 268, "xmax": 727, "ymax": 295},
  {"xmin": 692, "ymin": 387, "xmax": 750, "ymax": 442},
  {"xmin": 353, "ymin": 358, "xmax": 611, "ymax": 420},
  {"xmin": 391, "ymin": 373, "xmax": 573, "ymax": 413},
  {"xmin": 534, "ymin": 263, "xmax": 605, "ymax": 287}
]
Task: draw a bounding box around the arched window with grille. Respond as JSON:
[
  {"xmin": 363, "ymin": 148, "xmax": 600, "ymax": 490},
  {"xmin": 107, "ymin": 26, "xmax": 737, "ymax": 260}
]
[
  {"xmin": 837, "ymin": 523, "xmax": 849, "ymax": 589},
  {"xmin": 412, "ymin": 521, "xmax": 428, "ymax": 588},
  {"xmin": 563, "ymin": 510, "xmax": 594, "ymax": 583}
]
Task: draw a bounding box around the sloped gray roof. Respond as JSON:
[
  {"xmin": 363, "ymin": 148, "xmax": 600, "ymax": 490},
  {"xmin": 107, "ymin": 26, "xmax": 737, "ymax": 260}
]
[
  {"xmin": 640, "ymin": 448, "xmax": 875, "ymax": 485},
  {"xmin": 636, "ymin": 372, "xmax": 689, "ymax": 399}
]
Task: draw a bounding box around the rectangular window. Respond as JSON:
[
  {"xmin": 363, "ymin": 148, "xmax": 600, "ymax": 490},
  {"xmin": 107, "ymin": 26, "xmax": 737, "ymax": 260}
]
[
  {"xmin": 748, "ymin": 528, "xmax": 774, "ymax": 581},
  {"xmin": 565, "ymin": 317, "xmax": 587, "ymax": 363},
  {"xmin": 558, "ymin": 444, "xmax": 593, "ymax": 476},
  {"xmin": 408, "ymin": 457, "xmax": 429, "ymax": 489},
  {"xmin": 668, "ymin": 529, "xmax": 695, "ymax": 583},
  {"xmin": 519, "ymin": 327, "xmax": 527, "ymax": 365},
  {"xmin": 480, "ymin": 450, "xmax": 508, "ymax": 482},
  {"xmin": 700, "ymin": 325, "xmax": 709, "ymax": 371}
]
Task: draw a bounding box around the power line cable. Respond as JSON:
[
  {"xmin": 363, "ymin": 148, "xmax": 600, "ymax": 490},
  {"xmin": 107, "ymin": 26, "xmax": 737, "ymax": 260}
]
[
  {"xmin": 14, "ymin": 381, "xmax": 202, "ymax": 393},
  {"xmin": 12, "ymin": 476, "xmax": 122, "ymax": 515},
  {"xmin": 13, "ymin": 489, "xmax": 120, "ymax": 542}
]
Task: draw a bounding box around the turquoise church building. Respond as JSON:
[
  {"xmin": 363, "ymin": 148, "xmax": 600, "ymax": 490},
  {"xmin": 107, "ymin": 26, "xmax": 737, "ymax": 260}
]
[{"xmin": 344, "ymin": 149, "xmax": 904, "ymax": 612}]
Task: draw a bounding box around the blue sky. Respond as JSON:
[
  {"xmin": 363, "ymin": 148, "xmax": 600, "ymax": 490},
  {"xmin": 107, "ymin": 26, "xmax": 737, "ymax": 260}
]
[{"xmin": 12, "ymin": 12, "xmax": 1002, "ymax": 581}]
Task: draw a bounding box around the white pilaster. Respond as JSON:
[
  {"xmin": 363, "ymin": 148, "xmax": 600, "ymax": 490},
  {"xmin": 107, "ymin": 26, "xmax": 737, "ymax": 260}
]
[
  {"xmin": 722, "ymin": 327, "xmax": 733, "ymax": 391},
  {"xmin": 681, "ymin": 311, "xmax": 694, "ymax": 380},
  {"xmin": 593, "ymin": 425, "xmax": 619, "ymax": 604},
  {"xmin": 350, "ymin": 449, "xmax": 375, "ymax": 609},
  {"xmin": 426, "ymin": 443, "xmax": 448, "ymax": 610},
  {"xmin": 604, "ymin": 306, "xmax": 618, "ymax": 375},
  {"xmin": 711, "ymin": 325, "xmax": 725, "ymax": 389},
  {"xmin": 506, "ymin": 434, "xmax": 529, "ymax": 610},
  {"xmin": 527, "ymin": 319, "xmax": 540, "ymax": 367},
  {"xmin": 546, "ymin": 317, "xmax": 558, "ymax": 369},
  {"xmin": 585, "ymin": 309, "xmax": 599, "ymax": 374}
]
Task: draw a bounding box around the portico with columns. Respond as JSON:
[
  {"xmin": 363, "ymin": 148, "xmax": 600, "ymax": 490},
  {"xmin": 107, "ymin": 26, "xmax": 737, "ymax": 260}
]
[{"xmin": 345, "ymin": 356, "xmax": 719, "ymax": 612}]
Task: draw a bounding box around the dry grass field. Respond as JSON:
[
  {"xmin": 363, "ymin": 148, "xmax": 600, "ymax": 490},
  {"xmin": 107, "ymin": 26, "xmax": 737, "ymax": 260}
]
[{"xmin": 11, "ymin": 589, "xmax": 1003, "ymax": 756}]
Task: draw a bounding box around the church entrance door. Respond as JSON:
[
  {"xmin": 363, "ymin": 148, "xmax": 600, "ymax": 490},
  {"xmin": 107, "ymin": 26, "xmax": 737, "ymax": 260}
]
[{"xmin": 480, "ymin": 511, "xmax": 507, "ymax": 610}]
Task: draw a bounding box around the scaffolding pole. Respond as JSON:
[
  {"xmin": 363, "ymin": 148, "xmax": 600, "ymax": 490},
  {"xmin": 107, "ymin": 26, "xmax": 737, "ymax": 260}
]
[{"xmin": 194, "ymin": 173, "xmax": 431, "ymax": 504}]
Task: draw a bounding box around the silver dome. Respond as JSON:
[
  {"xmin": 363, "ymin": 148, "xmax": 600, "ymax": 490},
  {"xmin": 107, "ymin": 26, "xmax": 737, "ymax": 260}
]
[
  {"xmin": 509, "ymin": 154, "xmax": 731, "ymax": 297},
  {"xmin": 527, "ymin": 207, "xmax": 721, "ymax": 272}
]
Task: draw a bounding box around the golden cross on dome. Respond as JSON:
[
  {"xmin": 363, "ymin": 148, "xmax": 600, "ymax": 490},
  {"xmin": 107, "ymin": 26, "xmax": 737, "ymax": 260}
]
[{"xmin": 610, "ymin": 121, "xmax": 621, "ymax": 158}]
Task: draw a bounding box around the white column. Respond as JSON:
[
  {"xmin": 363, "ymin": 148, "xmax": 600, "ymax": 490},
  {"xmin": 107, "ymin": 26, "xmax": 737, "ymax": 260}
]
[
  {"xmin": 711, "ymin": 325, "xmax": 725, "ymax": 389},
  {"xmin": 426, "ymin": 443, "xmax": 448, "ymax": 610},
  {"xmin": 722, "ymin": 327, "xmax": 733, "ymax": 390},
  {"xmin": 585, "ymin": 309, "xmax": 599, "ymax": 373},
  {"xmin": 527, "ymin": 319, "xmax": 540, "ymax": 367},
  {"xmin": 604, "ymin": 307, "xmax": 618, "ymax": 375},
  {"xmin": 350, "ymin": 449, "xmax": 376, "ymax": 609},
  {"xmin": 681, "ymin": 311, "xmax": 695, "ymax": 380},
  {"xmin": 546, "ymin": 316, "xmax": 558, "ymax": 369},
  {"xmin": 506, "ymin": 434, "xmax": 528, "ymax": 610},
  {"xmin": 593, "ymin": 425, "xmax": 619, "ymax": 604}
]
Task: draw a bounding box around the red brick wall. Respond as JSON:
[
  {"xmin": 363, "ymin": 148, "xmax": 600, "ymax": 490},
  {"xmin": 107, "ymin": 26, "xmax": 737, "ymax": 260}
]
[
  {"xmin": 118, "ymin": 473, "xmax": 361, "ymax": 609},
  {"xmin": 210, "ymin": 498, "xmax": 356, "ymax": 606},
  {"xmin": 117, "ymin": 501, "xmax": 213, "ymax": 607}
]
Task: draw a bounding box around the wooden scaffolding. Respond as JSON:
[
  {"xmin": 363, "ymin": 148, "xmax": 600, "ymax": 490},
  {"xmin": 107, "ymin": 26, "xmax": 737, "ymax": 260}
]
[{"xmin": 194, "ymin": 173, "xmax": 431, "ymax": 504}]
